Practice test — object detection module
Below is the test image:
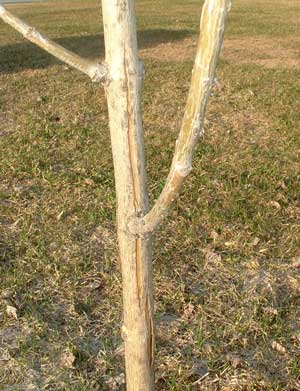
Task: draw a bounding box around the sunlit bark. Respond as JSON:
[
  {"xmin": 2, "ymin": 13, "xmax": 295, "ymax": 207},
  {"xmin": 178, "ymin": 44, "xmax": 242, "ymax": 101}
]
[
  {"xmin": 0, "ymin": 5, "xmax": 106, "ymax": 82},
  {"xmin": 0, "ymin": 1, "xmax": 231, "ymax": 389}
]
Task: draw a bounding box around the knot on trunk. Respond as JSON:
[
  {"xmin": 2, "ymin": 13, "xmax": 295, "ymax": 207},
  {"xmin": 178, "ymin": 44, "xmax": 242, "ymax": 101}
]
[
  {"xmin": 174, "ymin": 161, "xmax": 192, "ymax": 177},
  {"xmin": 127, "ymin": 216, "xmax": 149, "ymax": 236}
]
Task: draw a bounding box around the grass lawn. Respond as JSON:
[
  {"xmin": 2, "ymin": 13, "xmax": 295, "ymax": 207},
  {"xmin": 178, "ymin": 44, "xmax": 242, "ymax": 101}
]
[{"xmin": 0, "ymin": 0, "xmax": 300, "ymax": 390}]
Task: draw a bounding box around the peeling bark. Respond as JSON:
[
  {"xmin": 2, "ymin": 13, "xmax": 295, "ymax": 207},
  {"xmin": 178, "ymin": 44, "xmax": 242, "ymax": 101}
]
[
  {"xmin": 0, "ymin": 0, "xmax": 231, "ymax": 389},
  {"xmin": 102, "ymin": 1, "xmax": 230, "ymax": 389},
  {"xmin": 129, "ymin": 0, "xmax": 232, "ymax": 235},
  {"xmin": 101, "ymin": 1, "xmax": 154, "ymax": 389}
]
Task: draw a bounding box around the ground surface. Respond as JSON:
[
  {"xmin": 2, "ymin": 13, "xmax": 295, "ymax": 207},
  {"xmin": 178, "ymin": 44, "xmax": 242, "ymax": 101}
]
[{"xmin": 0, "ymin": 0, "xmax": 300, "ymax": 390}]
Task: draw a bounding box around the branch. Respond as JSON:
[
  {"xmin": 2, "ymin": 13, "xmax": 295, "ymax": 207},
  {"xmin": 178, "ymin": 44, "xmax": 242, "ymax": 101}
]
[
  {"xmin": 0, "ymin": 5, "xmax": 106, "ymax": 82},
  {"xmin": 128, "ymin": 0, "xmax": 231, "ymax": 235}
]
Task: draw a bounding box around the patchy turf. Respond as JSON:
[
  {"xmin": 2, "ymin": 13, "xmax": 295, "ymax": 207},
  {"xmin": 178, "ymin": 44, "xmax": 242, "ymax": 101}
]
[
  {"xmin": 142, "ymin": 36, "xmax": 300, "ymax": 69},
  {"xmin": 0, "ymin": 0, "xmax": 300, "ymax": 390}
]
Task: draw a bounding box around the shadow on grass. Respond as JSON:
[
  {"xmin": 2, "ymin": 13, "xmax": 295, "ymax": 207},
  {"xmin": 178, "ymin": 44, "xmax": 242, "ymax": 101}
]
[
  {"xmin": 0, "ymin": 29, "xmax": 192, "ymax": 74},
  {"xmin": 0, "ymin": 237, "xmax": 15, "ymax": 270}
]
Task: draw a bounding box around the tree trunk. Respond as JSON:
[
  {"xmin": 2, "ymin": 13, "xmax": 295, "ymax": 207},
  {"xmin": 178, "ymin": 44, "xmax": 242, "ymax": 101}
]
[
  {"xmin": 0, "ymin": 1, "xmax": 231, "ymax": 390},
  {"xmin": 101, "ymin": 1, "xmax": 154, "ymax": 390}
]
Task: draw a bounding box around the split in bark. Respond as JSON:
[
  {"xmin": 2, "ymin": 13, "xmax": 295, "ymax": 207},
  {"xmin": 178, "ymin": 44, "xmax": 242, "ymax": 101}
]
[
  {"xmin": 0, "ymin": 1, "xmax": 231, "ymax": 390},
  {"xmin": 101, "ymin": 1, "xmax": 154, "ymax": 389}
]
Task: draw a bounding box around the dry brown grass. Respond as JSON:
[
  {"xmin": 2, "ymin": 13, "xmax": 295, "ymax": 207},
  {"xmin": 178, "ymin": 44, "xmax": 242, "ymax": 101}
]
[
  {"xmin": 1, "ymin": 0, "xmax": 300, "ymax": 390},
  {"xmin": 141, "ymin": 36, "xmax": 300, "ymax": 69}
]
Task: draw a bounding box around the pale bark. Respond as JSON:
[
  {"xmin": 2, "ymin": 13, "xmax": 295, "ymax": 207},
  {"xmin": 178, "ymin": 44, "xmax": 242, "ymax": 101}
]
[
  {"xmin": 128, "ymin": 0, "xmax": 232, "ymax": 235},
  {"xmin": 102, "ymin": 1, "xmax": 231, "ymax": 390},
  {"xmin": 0, "ymin": 1, "xmax": 231, "ymax": 390},
  {"xmin": 0, "ymin": 5, "xmax": 106, "ymax": 82},
  {"xmin": 101, "ymin": 1, "xmax": 154, "ymax": 390}
]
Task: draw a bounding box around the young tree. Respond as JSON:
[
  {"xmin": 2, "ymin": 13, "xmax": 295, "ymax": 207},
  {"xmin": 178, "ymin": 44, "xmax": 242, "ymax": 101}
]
[{"xmin": 0, "ymin": 0, "xmax": 231, "ymax": 390}]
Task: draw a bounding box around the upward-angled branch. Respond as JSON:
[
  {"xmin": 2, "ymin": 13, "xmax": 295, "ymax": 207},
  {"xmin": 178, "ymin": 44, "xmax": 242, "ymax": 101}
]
[
  {"xmin": 129, "ymin": 0, "xmax": 231, "ymax": 235},
  {"xmin": 0, "ymin": 5, "xmax": 106, "ymax": 82}
]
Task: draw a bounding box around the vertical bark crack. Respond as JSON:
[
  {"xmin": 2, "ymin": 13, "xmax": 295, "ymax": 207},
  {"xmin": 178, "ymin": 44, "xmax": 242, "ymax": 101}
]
[
  {"xmin": 146, "ymin": 293, "xmax": 154, "ymax": 369},
  {"xmin": 124, "ymin": 48, "xmax": 143, "ymax": 310},
  {"xmin": 124, "ymin": 49, "xmax": 141, "ymax": 212},
  {"xmin": 135, "ymin": 238, "xmax": 143, "ymax": 311}
]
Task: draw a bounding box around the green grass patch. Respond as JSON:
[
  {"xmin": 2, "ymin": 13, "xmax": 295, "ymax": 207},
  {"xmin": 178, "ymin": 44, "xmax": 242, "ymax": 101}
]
[{"xmin": 1, "ymin": 1, "xmax": 300, "ymax": 390}]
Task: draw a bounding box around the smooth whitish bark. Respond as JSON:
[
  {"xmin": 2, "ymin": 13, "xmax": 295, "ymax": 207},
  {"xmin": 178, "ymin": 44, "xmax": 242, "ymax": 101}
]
[
  {"xmin": 0, "ymin": 5, "xmax": 106, "ymax": 82},
  {"xmin": 0, "ymin": 1, "xmax": 231, "ymax": 390},
  {"xmin": 129, "ymin": 0, "xmax": 231, "ymax": 235},
  {"xmin": 102, "ymin": 1, "xmax": 230, "ymax": 390},
  {"xmin": 101, "ymin": 1, "xmax": 154, "ymax": 390}
]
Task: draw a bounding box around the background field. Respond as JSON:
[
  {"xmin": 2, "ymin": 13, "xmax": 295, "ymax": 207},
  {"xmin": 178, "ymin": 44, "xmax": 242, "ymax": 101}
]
[{"xmin": 0, "ymin": 0, "xmax": 300, "ymax": 390}]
